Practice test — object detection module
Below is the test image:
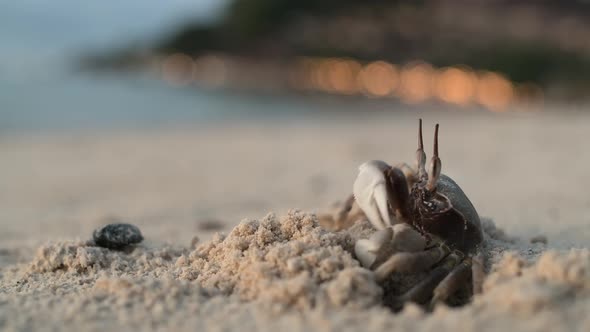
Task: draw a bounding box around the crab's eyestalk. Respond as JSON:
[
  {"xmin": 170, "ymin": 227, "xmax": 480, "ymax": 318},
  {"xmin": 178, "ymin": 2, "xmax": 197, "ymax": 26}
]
[
  {"xmin": 426, "ymin": 124, "xmax": 441, "ymax": 192},
  {"xmin": 416, "ymin": 119, "xmax": 428, "ymax": 181}
]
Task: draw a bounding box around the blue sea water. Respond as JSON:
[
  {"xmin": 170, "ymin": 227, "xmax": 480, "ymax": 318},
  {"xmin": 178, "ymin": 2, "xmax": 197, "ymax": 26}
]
[
  {"xmin": 0, "ymin": 71, "xmax": 233, "ymax": 132},
  {"xmin": 0, "ymin": 69, "xmax": 335, "ymax": 133}
]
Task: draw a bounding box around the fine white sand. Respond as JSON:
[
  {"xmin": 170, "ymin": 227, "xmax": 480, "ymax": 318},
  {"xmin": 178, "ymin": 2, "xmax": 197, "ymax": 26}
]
[{"xmin": 1, "ymin": 108, "xmax": 589, "ymax": 331}]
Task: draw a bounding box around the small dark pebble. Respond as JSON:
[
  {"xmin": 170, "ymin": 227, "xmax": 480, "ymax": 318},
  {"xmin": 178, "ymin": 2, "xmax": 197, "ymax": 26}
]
[
  {"xmin": 92, "ymin": 223, "xmax": 144, "ymax": 250},
  {"xmin": 197, "ymin": 219, "xmax": 225, "ymax": 231},
  {"xmin": 190, "ymin": 236, "xmax": 200, "ymax": 249},
  {"xmin": 530, "ymin": 235, "xmax": 548, "ymax": 245}
]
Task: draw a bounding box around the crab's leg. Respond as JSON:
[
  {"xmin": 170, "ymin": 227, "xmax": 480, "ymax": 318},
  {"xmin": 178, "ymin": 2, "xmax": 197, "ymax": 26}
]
[
  {"xmin": 374, "ymin": 244, "xmax": 449, "ymax": 281},
  {"xmin": 471, "ymin": 250, "xmax": 486, "ymax": 294},
  {"xmin": 334, "ymin": 194, "xmax": 356, "ymax": 224},
  {"xmin": 393, "ymin": 251, "xmax": 463, "ymax": 306},
  {"xmin": 430, "ymin": 257, "xmax": 472, "ymax": 306}
]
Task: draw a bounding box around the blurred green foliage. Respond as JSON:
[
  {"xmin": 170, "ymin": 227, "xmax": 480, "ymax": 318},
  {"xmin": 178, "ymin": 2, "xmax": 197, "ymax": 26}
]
[
  {"xmin": 157, "ymin": 0, "xmax": 396, "ymax": 52},
  {"xmin": 223, "ymin": 0, "xmax": 395, "ymax": 39}
]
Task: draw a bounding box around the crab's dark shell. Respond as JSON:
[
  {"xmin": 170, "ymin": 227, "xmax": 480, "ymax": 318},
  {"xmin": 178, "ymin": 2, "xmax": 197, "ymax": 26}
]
[{"xmin": 413, "ymin": 174, "xmax": 483, "ymax": 253}]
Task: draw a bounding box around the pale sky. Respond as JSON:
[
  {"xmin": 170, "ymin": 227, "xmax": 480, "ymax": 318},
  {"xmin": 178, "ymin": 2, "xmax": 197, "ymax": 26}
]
[{"xmin": 0, "ymin": 0, "xmax": 229, "ymax": 66}]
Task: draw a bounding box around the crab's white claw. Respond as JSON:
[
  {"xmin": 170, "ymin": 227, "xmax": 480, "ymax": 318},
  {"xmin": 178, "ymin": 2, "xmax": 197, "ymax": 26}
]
[
  {"xmin": 353, "ymin": 160, "xmax": 393, "ymax": 230},
  {"xmin": 355, "ymin": 228, "xmax": 393, "ymax": 268}
]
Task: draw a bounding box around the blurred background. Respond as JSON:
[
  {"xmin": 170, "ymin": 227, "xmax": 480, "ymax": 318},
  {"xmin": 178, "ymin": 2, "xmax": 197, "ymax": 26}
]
[{"xmin": 1, "ymin": 1, "xmax": 590, "ymax": 252}]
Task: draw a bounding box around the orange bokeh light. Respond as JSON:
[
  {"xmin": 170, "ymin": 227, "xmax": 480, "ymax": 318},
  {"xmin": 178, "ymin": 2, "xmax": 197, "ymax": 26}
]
[
  {"xmin": 182, "ymin": 53, "xmax": 530, "ymax": 113},
  {"xmin": 358, "ymin": 61, "xmax": 399, "ymax": 97},
  {"xmin": 434, "ymin": 67, "xmax": 477, "ymax": 106},
  {"xmin": 476, "ymin": 71, "xmax": 514, "ymax": 111},
  {"xmin": 307, "ymin": 58, "xmax": 361, "ymax": 94},
  {"xmin": 161, "ymin": 53, "xmax": 194, "ymax": 86},
  {"xmin": 399, "ymin": 62, "xmax": 435, "ymax": 103},
  {"xmin": 193, "ymin": 54, "xmax": 228, "ymax": 88},
  {"xmin": 310, "ymin": 58, "xmax": 333, "ymax": 91},
  {"xmin": 326, "ymin": 59, "xmax": 361, "ymax": 95}
]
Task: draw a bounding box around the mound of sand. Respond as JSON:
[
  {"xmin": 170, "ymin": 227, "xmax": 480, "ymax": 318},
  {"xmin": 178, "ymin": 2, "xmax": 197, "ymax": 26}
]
[
  {"xmin": 176, "ymin": 210, "xmax": 381, "ymax": 310},
  {"xmin": 1, "ymin": 210, "xmax": 589, "ymax": 331}
]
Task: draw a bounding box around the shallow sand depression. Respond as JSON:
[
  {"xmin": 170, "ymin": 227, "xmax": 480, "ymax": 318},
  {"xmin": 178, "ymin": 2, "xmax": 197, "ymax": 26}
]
[{"xmin": 1, "ymin": 109, "xmax": 590, "ymax": 331}]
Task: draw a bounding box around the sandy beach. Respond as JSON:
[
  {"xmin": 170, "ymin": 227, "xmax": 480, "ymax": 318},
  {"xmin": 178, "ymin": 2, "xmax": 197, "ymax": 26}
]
[{"xmin": 1, "ymin": 108, "xmax": 589, "ymax": 331}]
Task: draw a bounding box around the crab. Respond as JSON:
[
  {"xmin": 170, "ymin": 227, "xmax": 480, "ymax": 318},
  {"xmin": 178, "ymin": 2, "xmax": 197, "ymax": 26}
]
[{"xmin": 335, "ymin": 119, "xmax": 486, "ymax": 308}]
